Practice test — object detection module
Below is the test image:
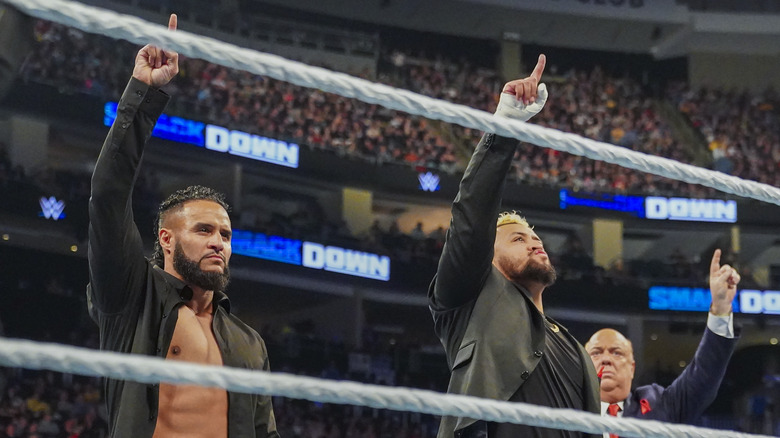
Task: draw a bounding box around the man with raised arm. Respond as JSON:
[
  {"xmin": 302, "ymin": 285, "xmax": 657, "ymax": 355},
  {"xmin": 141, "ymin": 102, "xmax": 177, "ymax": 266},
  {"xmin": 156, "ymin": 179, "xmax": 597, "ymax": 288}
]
[
  {"xmin": 429, "ymin": 55, "xmax": 600, "ymax": 438},
  {"xmin": 87, "ymin": 15, "xmax": 279, "ymax": 438},
  {"xmin": 586, "ymin": 249, "xmax": 740, "ymax": 431}
]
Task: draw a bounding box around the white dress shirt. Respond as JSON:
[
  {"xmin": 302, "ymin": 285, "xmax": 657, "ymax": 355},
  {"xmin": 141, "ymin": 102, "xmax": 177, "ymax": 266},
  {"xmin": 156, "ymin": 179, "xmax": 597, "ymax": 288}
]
[{"xmin": 707, "ymin": 312, "xmax": 735, "ymax": 338}]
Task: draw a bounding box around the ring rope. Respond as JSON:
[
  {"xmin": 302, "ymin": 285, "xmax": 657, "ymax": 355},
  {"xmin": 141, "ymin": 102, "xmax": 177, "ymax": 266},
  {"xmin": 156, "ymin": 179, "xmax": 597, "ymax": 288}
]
[
  {"xmin": 0, "ymin": 338, "xmax": 769, "ymax": 438},
  {"xmin": 0, "ymin": 1, "xmax": 772, "ymax": 436},
  {"xmin": 4, "ymin": 0, "xmax": 780, "ymax": 206}
]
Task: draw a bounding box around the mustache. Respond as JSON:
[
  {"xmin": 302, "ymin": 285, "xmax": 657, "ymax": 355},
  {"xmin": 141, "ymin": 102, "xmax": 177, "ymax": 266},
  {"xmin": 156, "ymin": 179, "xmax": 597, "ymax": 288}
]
[{"xmin": 200, "ymin": 253, "xmax": 225, "ymax": 262}]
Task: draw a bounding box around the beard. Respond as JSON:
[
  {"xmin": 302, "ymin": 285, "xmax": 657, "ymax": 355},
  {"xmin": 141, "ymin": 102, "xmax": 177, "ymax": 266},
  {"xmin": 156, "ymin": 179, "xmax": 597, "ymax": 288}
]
[
  {"xmin": 173, "ymin": 242, "xmax": 230, "ymax": 293},
  {"xmin": 520, "ymin": 260, "xmax": 557, "ymax": 286},
  {"xmin": 500, "ymin": 256, "xmax": 557, "ymax": 287}
]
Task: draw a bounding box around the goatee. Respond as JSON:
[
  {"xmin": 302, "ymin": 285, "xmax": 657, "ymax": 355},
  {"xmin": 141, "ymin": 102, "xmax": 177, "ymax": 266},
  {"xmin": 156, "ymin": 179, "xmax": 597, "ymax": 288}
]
[{"xmin": 173, "ymin": 242, "xmax": 230, "ymax": 292}]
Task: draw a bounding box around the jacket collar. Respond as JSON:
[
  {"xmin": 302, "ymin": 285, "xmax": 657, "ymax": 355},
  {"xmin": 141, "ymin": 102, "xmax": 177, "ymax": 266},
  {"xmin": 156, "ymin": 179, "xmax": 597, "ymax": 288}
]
[
  {"xmin": 514, "ymin": 282, "xmax": 565, "ymax": 331},
  {"xmin": 153, "ymin": 265, "xmax": 232, "ymax": 313}
]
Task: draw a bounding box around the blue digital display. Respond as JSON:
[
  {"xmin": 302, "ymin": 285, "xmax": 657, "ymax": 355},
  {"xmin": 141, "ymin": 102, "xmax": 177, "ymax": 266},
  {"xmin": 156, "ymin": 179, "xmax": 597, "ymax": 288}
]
[
  {"xmin": 559, "ymin": 190, "xmax": 737, "ymax": 223},
  {"xmin": 648, "ymin": 286, "xmax": 738, "ymax": 312},
  {"xmin": 39, "ymin": 196, "xmax": 66, "ymax": 221},
  {"xmin": 103, "ymin": 102, "xmax": 299, "ymax": 168},
  {"xmin": 232, "ymin": 230, "xmax": 302, "ymax": 265},
  {"xmin": 418, "ymin": 172, "xmax": 441, "ymax": 192},
  {"xmin": 104, "ymin": 102, "xmax": 205, "ymax": 146},
  {"xmin": 648, "ymin": 286, "xmax": 780, "ymax": 314},
  {"xmin": 559, "ymin": 189, "xmax": 646, "ymax": 218},
  {"xmin": 103, "ymin": 102, "xmax": 116, "ymax": 127},
  {"xmin": 154, "ymin": 114, "xmax": 206, "ymax": 146},
  {"xmin": 230, "ymin": 229, "xmax": 390, "ymax": 281}
]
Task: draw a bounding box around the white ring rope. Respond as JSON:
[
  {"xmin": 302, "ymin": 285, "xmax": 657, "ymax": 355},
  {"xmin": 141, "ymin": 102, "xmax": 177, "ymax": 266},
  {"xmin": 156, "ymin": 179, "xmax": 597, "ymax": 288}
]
[
  {"xmin": 4, "ymin": 0, "xmax": 780, "ymax": 206},
  {"xmin": 0, "ymin": 1, "xmax": 773, "ymax": 436},
  {"xmin": 0, "ymin": 338, "xmax": 768, "ymax": 438}
]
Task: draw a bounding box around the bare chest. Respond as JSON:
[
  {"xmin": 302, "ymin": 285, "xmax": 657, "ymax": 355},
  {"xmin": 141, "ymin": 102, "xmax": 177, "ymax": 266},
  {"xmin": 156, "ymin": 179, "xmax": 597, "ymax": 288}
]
[{"xmin": 166, "ymin": 306, "xmax": 224, "ymax": 366}]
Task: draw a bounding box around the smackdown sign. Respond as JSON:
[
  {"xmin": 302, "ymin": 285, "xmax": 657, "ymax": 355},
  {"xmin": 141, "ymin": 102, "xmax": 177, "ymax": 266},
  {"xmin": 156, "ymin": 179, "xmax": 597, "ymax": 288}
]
[
  {"xmin": 649, "ymin": 286, "xmax": 780, "ymax": 315},
  {"xmin": 104, "ymin": 102, "xmax": 299, "ymax": 168},
  {"xmin": 559, "ymin": 190, "xmax": 737, "ymax": 223},
  {"xmin": 232, "ymin": 229, "xmax": 390, "ymax": 281}
]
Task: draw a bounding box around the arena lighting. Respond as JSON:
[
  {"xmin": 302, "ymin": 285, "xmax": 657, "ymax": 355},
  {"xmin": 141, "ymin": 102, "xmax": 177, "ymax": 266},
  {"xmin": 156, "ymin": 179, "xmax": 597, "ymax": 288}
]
[
  {"xmin": 104, "ymin": 102, "xmax": 299, "ymax": 168},
  {"xmin": 648, "ymin": 286, "xmax": 780, "ymax": 315},
  {"xmin": 559, "ymin": 189, "xmax": 737, "ymax": 223},
  {"xmin": 231, "ymin": 229, "xmax": 390, "ymax": 281}
]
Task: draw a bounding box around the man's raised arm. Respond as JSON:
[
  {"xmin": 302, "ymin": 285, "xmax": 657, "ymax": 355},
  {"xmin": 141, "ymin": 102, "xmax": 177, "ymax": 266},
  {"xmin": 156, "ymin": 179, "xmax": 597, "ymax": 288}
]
[
  {"xmin": 660, "ymin": 249, "xmax": 740, "ymax": 423},
  {"xmin": 88, "ymin": 15, "xmax": 179, "ymax": 314},
  {"xmin": 431, "ymin": 55, "xmax": 547, "ymax": 309}
]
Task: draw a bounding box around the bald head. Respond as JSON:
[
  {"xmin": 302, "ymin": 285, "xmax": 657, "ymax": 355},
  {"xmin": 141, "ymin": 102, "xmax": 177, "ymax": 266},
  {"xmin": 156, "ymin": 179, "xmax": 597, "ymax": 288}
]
[
  {"xmin": 586, "ymin": 328, "xmax": 636, "ymax": 404},
  {"xmin": 586, "ymin": 329, "xmax": 634, "ymax": 357}
]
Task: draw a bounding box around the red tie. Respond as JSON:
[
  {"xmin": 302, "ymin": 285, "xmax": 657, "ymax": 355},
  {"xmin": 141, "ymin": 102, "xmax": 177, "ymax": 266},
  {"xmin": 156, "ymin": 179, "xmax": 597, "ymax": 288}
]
[{"xmin": 607, "ymin": 403, "xmax": 620, "ymax": 438}]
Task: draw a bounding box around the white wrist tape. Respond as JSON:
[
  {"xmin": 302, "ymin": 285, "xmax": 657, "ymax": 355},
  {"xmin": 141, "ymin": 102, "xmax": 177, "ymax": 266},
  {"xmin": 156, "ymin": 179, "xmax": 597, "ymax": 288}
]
[{"xmin": 494, "ymin": 83, "xmax": 548, "ymax": 122}]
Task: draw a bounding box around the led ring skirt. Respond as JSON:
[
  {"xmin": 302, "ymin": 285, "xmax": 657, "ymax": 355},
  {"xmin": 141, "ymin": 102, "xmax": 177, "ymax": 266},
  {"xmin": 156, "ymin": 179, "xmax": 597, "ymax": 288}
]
[{"xmin": 1, "ymin": 0, "xmax": 777, "ymax": 437}]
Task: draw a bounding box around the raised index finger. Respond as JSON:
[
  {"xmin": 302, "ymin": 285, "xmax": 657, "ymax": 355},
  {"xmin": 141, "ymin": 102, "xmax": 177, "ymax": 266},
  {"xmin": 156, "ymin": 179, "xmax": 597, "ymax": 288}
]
[
  {"xmin": 710, "ymin": 249, "xmax": 721, "ymax": 275},
  {"xmin": 530, "ymin": 54, "xmax": 546, "ymax": 82},
  {"xmin": 168, "ymin": 13, "xmax": 178, "ymax": 31}
]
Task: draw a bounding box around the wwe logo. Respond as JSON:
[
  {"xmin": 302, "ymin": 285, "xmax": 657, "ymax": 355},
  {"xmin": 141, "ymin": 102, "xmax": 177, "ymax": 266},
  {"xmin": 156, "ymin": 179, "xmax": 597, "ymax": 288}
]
[
  {"xmin": 418, "ymin": 172, "xmax": 440, "ymax": 192},
  {"xmin": 39, "ymin": 196, "xmax": 66, "ymax": 221}
]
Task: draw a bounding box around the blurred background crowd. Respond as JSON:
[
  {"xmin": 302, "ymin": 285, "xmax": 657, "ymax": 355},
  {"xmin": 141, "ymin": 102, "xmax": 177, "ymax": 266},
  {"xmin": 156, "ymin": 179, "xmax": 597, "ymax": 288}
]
[{"xmin": 1, "ymin": 1, "xmax": 779, "ymax": 436}]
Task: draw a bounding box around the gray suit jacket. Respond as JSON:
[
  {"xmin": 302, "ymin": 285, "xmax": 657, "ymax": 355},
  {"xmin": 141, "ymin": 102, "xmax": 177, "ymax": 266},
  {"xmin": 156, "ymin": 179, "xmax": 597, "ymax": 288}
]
[{"xmin": 429, "ymin": 133, "xmax": 600, "ymax": 438}]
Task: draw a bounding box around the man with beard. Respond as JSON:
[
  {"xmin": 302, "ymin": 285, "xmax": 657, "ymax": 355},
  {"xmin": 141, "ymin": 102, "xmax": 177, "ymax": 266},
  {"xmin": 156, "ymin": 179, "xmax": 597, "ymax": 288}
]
[
  {"xmin": 86, "ymin": 15, "xmax": 279, "ymax": 438},
  {"xmin": 586, "ymin": 249, "xmax": 740, "ymax": 433},
  {"xmin": 429, "ymin": 54, "xmax": 600, "ymax": 438}
]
